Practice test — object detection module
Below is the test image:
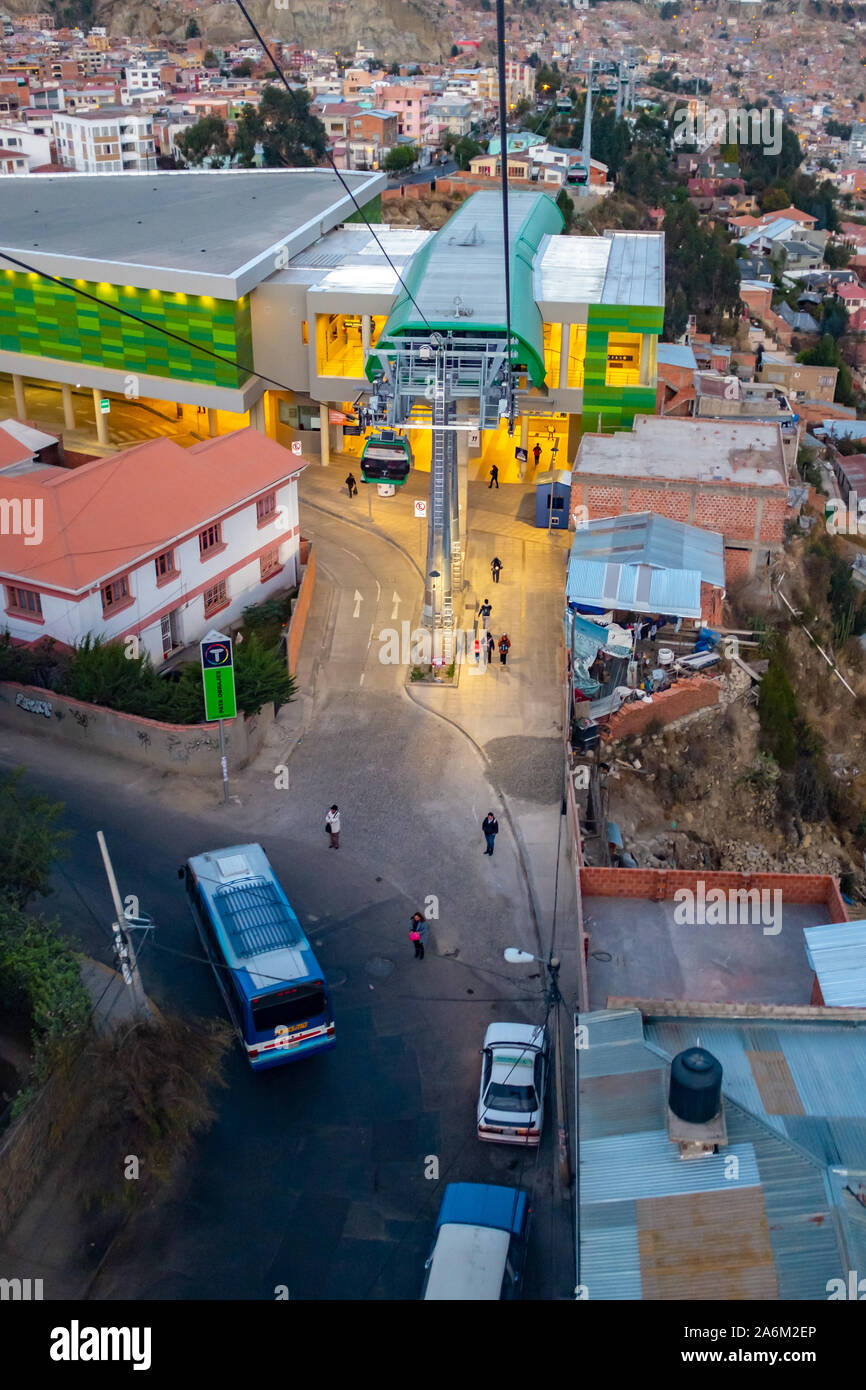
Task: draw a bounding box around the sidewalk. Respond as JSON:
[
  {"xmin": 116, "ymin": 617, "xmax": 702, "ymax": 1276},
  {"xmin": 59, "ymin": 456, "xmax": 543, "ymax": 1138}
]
[{"xmin": 299, "ymin": 458, "xmax": 577, "ymax": 966}]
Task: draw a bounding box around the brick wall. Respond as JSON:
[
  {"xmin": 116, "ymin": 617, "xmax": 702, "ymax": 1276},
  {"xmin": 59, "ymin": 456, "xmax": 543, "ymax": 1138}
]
[
  {"xmin": 724, "ymin": 547, "xmax": 753, "ymax": 584},
  {"xmin": 626, "ymin": 488, "xmax": 692, "ymax": 520},
  {"xmin": 581, "ymin": 865, "xmax": 847, "ymax": 919},
  {"xmin": 603, "ymin": 675, "xmax": 720, "ymax": 738}
]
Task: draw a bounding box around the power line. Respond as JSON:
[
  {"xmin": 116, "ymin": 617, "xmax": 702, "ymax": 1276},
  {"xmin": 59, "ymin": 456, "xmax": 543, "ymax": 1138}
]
[{"xmin": 230, "ymin": 0, "xmax": 433, "ymax": 333}]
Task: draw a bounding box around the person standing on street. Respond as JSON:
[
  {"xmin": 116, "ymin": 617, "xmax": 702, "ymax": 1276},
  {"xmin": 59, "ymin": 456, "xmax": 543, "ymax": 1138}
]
[
  {"xmin": 326, "ymin": 804, "xmax": 341, "ymax": 849},
  {"xmin": 479, "ymin": 598, "xmax": 492, "ymax": 631},
  {"xmin": 489, "ymin": 463, "xmax": 499, "ymax": 490},
  {"xmin": 482, "ymin": 812, "xmax": 499, "ymax": 856},
  {"xmin": 409, "ymin": 911, "xmax": 427, "ymax": 960},
  {"xmin": 498, "ymin": 633, "xmax": 511, "ymax": 667},
  {"xmin": 486, "ymin": 631, "xmax": 495, "ymax": 668},
  {"xmin": 490, "ymin": 556, "xmax": 502, "ymax": 584},
  {"xmin": 532, "ymin": 442, "xmax": 542, "ymax": 469},
  {"xmin": 345, "ymin": 472, "xmax": 358, "ymax": 498}
]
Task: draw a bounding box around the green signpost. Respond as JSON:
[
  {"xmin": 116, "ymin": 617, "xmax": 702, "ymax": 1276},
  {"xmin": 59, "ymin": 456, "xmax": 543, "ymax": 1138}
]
[
  {"xmin": 99, "ymin": 398, "xmax": 111, "ymax": 415},
  {"xmin": 200, "ymin": 630, "xmax": 237, "ymax": 802}
]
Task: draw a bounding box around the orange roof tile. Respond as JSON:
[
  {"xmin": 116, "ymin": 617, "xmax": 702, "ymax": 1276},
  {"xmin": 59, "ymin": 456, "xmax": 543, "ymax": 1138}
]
[{"xmin": 1, "ymin": 426, "xmax": 307, "ymax": 593}]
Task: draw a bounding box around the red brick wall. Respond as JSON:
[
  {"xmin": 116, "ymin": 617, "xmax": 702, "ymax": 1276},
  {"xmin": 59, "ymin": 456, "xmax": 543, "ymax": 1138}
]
[
  {"xmin": 603, "ymin": 675, "xmax": 720, "ymax": 738},
  {"xmin": 693, "ymin": 491, "xmax": 760, "ymax": 541},
  {"xmin": 581, "ymin": 865, "xmax": 847, "ymax": 915},
  {"xmin": 724, "ymin": 547, "xmax": 753, "ymax": 584},
  {"xmin": 627, "ymin": 488, "xmax": 692, "ymax": 520}
]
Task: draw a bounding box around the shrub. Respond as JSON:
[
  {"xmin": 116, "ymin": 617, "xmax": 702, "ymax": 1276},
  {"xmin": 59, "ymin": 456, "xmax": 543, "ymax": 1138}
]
[
  {"xmin": 758, "ymin": 656, "xmax": 798, "ymax": 768},
  {"xmin": 0, "ymin": 768, "xmax": 69, "ymax": 907},
  {"xmin": 0, "ymin": 899, "xmax": 90, "ymax": 1085},
  {"xmin": 232, "ymin": 633, "xmax": 294, "ymax": 714}
]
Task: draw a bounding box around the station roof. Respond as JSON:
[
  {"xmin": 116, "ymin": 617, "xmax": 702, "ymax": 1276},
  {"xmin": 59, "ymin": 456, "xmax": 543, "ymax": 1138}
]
[
  {"xmin": 0, "ymin": 168, "xmax": 385, "ymax": 298},
  {"xmin": 533, "ymin": 230, "xmax": 664, "ymax": 310},
  {"xmin": 366, "ymin": 190, "xmax": 564, "ymax": 389}
]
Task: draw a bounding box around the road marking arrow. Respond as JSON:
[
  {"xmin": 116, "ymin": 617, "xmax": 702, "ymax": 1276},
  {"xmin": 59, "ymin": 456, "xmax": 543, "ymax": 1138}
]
[
  {"xmin": 353, "ymin": 590, "xmax": 363, "ymax": 618},
  {"xmin": 391, "ymin": 591, "xmax": 401, "ymax": 620}
]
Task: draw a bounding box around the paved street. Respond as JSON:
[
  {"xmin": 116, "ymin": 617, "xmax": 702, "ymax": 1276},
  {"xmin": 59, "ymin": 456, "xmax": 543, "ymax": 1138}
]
[{"xmin": 0, "ymin": 463, "xmax": 576, "ymax": 1300}]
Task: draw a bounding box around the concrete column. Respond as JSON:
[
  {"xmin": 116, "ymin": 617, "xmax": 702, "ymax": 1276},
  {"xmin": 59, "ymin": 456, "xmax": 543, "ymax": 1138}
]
[
  {"xmin": 92, "ymin": 387, "xmax": 108, "ymax": 446},
  {"xmin": 559, "ymin": 325, "xmax": 570, "ymax": 392},
  {"xmin": 361, "ymin": 314, "xmax": 372, "ymax": 354},
  {"xmin": 248, "ymin": 396, "xmax": 266, "ymax": 433},
  {"xmin": 519, "ymin": 414, "xmax": 529, "ymax": 481},
  {"xmin": 207, "ymin": 408, "xmax": 218, "ymax": 438},
  {"xmin": 319, "ymin": 403, "xmax": 330, "ymax": 466},
  {"xmin": 61, "ymin": 382, "xmax": 75, "ymax": 430},
  {"xmin": 12, "ymin": 373, "xmax": 26, "ymax": 419}
]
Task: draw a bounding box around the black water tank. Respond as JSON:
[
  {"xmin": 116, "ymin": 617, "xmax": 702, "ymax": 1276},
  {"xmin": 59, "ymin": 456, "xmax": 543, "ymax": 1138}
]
[{"xmin": 669, "ymin": 1047, "xmax": 722, "ymax": 1124}]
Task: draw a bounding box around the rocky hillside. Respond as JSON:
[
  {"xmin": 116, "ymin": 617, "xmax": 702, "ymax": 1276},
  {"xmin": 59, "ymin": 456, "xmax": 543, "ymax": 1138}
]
[{"xmin": 15, "ymin": 0, "xmax": 452, "ymax": 64}]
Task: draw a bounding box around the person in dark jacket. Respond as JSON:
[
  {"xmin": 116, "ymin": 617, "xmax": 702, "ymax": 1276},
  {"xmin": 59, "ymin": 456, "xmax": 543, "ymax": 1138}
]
[
  {"xmin": 482, "ymin": 812, "xmax": 499, "ymax": 856},
  {"xmin": 488, "ymin": 463, "xmax": 499, "ymax": 490},
  {"xmin": 479, "ymin": 599, "xmax": 492, "ymax": 630},
  {"xmin": 409, "ymin": 911, "xmax": 427, "ymax": 960},
  {"xmin": 498, "ymin": 633, "xmax": 511, "ymax": 666},
  {"xmin": 345, "ymin": 472, "xmax": 358, "ymax": 498},
  {"xmin": 532, "ymin": 442, "xmax": 542, "ymax": 469},
  {"xmin": 486, "ymin": 631, "xmax": 495, "ymax": 667},
  {"xmin": 490, "ymin": 556, "xmax": 502, "ymax": 584}
]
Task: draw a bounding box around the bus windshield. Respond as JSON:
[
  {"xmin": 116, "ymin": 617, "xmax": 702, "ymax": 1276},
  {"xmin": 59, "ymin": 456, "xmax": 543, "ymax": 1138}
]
[{"xmin": 251, "ymin": 983, "xmax": 326, "ymax": 1033}]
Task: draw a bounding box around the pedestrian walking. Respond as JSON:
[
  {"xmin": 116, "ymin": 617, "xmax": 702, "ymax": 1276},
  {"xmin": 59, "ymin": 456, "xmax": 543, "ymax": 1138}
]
[
  {"xmin": 409, "ymin": 911, "xmax": 427, "ymax": 960},
  {"xmin": 490, "ymin": 556, "xmax": 502, "ymax": 584},
  {"xmin": 486, "ymin": 631, "xmax": 495, "ymax": 668},
  {"xmin": 325, "ymin": 804, "xmax": 341, "ymax": 849},
  {"xmin": 532, "ymin": 442, "xmax": 542, "ymax": 469},
  {"xmin": 498, "ymin": 633, "xmax": 511, "ymax": 666},
  {"xmin": 479, "ymin": 598, "xmax": 492, "ymax": 631},
  {"xmin": 482, "ymin": 811, "xmax": 499, "ymax": 856},
  {"xmin": 472, "ymin": 633, "xmax": 481, "ymax": 666},
  {"xmin": 345, "ymin": 472, "xmax": 358, "ymax": 498},
  {"xmin": 488, "ymin": 463, "xmax": 499, "ymax": 490}
]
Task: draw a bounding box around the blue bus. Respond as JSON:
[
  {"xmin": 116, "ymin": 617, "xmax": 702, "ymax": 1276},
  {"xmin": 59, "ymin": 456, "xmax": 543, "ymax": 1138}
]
[{"xmin": 179, "ymin": 843, "xmax": 335, "ymax": 1070}]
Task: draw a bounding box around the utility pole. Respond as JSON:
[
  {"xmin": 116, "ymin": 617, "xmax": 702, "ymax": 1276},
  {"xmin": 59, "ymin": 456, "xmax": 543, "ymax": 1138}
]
[
  {"xmin": 97, "ymin": 830, "xmax": 151, "ymax": 1021},
  {"xmin": 548, "ymin": 956, "xmax": 572, "ymax": 1188}
]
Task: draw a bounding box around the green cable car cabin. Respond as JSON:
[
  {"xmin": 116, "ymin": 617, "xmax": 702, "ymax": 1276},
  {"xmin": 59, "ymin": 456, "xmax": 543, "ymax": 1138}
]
[{"xmin": 359, "ymin": 431, "xmax": 413, "ymax": 485}]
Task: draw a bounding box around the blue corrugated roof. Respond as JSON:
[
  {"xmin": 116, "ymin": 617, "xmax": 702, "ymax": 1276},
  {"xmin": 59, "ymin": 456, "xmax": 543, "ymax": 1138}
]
[
  {"xmin": 803, "ymin": 920, "xmax": 866, "ymax": 1007},
  {"xmin": 578, "ymin": 1008, "xmax": 858, "ymax": 1300},
  {"xmin": 566, "ymin": 512, "xmax": 725, "ymax": 618},
  {"xmin": 657, "ymin": 342, "xmax": 697, "ymax": 370}
]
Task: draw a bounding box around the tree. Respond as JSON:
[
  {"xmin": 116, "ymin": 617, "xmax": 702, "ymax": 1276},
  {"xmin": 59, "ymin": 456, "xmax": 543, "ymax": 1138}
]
[
  {"xmin": 556, "ymin": 188, "xmax": 575, "ymax": 232},
  {"xmin": 761, "ymin": 184, "xmax": 790, "ymax": 213},
  {"xmin": 450, "ymin": 44, "xmax": 459, "ymax": 58},
  {"xmin": 185, "ymin": 18, "xmax": 200, "ymax": 38},
  {"xmin": 798, "ymin": 333, "xmax": 856, "ymax": 405},
  {"xmin": 232, "ymin": 634, "xmax": 293, "ymax": 715},
  {"xmin": 176, "ymin": 114, "xmax": 231, "ymax": 167},
  {"xmin": 383, "ymin": 144, "xmax": 418, "ymax": 174},
  {"xmin": 758, "ymin": 656, "xmax": 798, "ymax": 769},
  {"xmin": 233, "ymin": 59, "xmax": 254, "ymax": 78},
  {"xmin": 0, "ymin": 769, "xmax": 69, "ymax": 908},
  {"xmin": 232, "ymin": 86, "xmax": 326, "ymax": 168},
  {"xmin": 202, "ymin": 49, "xmax": 219, "ymax": 68},
  {"xmin": 452, "ymin": 135, "xmax": 482, "ymax": 171}
]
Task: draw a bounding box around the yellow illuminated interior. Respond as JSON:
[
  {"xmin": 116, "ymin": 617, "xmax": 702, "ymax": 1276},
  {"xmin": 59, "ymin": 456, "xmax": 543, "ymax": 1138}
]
[
  {"xmin": 567, "ymin": 324, "xmax": 587, "ymax": 389},
  {"xmin": 315, "ymin": 313, "xmax": 388, "ymax": 377},
  {"xmin": 543, "ymin": 322, "xmax": 562, "ymax": 387},
  {"xmin": 605, "ymin": 332, "xmax": 641, "ymax": 386}
]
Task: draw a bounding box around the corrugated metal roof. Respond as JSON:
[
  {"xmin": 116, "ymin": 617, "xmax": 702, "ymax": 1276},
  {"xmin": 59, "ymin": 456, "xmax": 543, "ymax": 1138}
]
[
  {"xmin": 602, "ymin": 230, "xmax": 665, "ymax": 307},
  {"xmin": 657, "ymin": 342, "xmax": 697, "ymax": 370},
  {"xmin": 578, "ymin": 1008, "xmax": 854, "ymax": 1300},
  {"xmin": 566, "ymin": 512, "xmax": 725, "ymax": 617},
  {"xmin": 803, "ymin": 920, "xmax": 866, "ymax": 1006}
]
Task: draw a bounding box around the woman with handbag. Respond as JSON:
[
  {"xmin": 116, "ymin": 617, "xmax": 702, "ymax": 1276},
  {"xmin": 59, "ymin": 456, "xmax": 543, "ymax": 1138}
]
[{"xmin": 409, "ymin": 912, "xmax": 427, "ymax": 960}]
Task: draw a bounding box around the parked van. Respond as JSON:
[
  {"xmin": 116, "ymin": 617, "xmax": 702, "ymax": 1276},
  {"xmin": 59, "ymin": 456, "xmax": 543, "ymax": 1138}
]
[{"xmin": 421, "ymin": 1183, "xmax": 530, "ymax": 1300}]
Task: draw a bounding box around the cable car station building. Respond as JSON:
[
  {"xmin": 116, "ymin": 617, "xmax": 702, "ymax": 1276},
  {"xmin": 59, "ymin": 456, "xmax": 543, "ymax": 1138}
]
[{"xmin": 0, "ymin": 172, "xmax": 663, "ymax": 480}]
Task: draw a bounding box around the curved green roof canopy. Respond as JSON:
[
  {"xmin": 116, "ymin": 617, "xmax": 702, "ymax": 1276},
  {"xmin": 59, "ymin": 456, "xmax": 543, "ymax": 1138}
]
[{"xmin": 366, "ymin": 190, "xmax": 564, "ymax": 390}]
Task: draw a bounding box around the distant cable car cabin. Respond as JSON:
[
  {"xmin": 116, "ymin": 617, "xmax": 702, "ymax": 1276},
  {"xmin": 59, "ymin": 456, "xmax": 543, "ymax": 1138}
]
[
  {"xmin": 359, "ymin": 431, "xmax": 413, "ymax": 485},
  {"xmin": 556, "ymin": 94, "xmax": 573, "ymax": 112}
]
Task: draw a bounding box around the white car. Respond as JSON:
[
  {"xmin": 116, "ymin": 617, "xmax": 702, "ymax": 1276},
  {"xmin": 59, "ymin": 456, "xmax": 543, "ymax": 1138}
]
[{"xmin": 477, "ymin": 1023, "xmax": 548, "ymax": 1145}]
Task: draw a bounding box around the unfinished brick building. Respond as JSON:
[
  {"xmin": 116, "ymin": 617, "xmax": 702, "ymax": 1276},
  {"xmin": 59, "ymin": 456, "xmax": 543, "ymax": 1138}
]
[{"xmin": 569, "ymin": 415, "xmax": 789, "ymax": 582}]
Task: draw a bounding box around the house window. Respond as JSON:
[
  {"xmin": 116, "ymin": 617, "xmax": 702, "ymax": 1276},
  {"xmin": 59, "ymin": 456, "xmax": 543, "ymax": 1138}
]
[
  {"xmin": 154, "ymin": 549, "xmax": 175, "ymax": 581},
  {"xmin": 101, "ymin": 575, "xmax": 129, "ymax": 612},
  {"xmin": 256, "ymin": 492, "xmax": 276, "ymax": 523},
  {"xmin": 6, "ymin": 586, "xmax": 42, "ymax": 618},
  {"xmin": 199, "ymin": 522, "xmax": 222, "ymax": 555},
  {"xmin": 203, "ymin": 579, "xmax": 228, "ymax": 615},
  {"xmin": 260, "ymin": 546, "xmax": 282, "ymax": 581}
]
